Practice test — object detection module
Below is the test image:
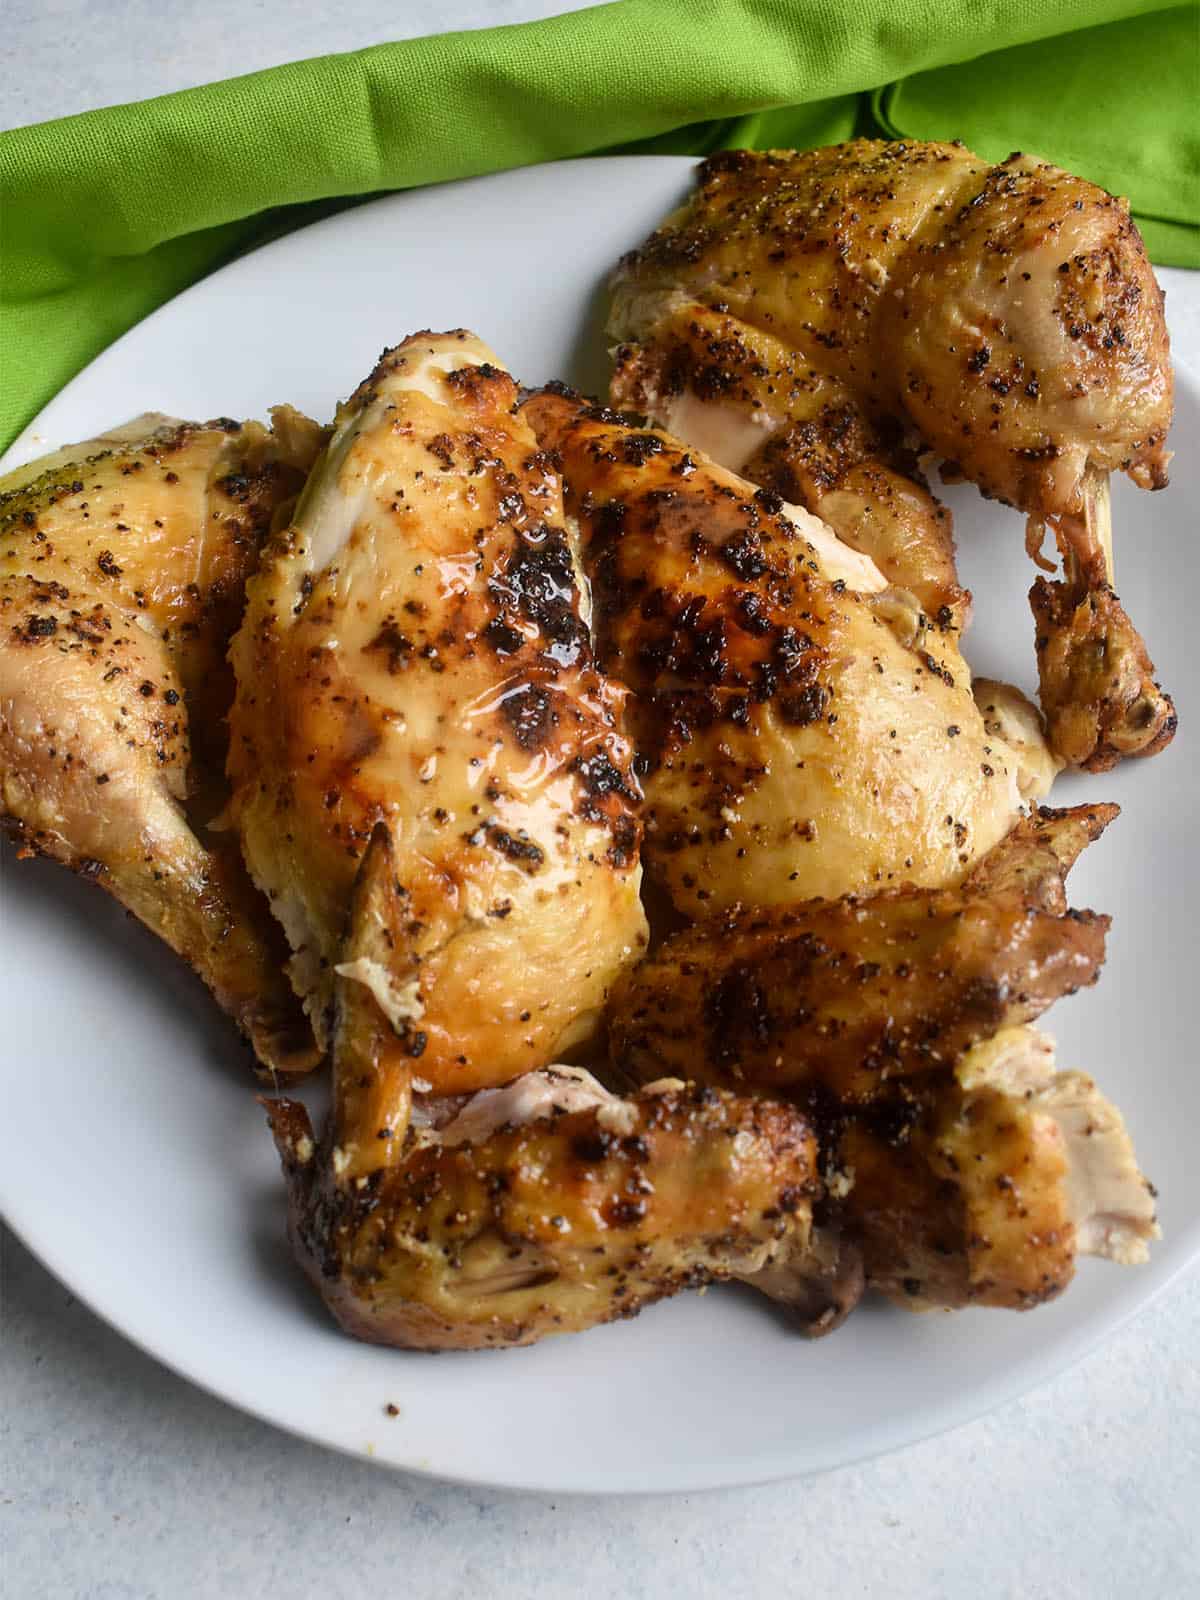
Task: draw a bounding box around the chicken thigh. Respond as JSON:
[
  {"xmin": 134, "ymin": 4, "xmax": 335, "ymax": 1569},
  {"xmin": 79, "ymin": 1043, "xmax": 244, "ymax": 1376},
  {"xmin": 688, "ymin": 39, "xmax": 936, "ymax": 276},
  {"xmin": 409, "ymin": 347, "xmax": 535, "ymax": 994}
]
[
  {"xmin": 522, "ymin": 387, "xmax": 1043, "ymax": 915},
  {"xmin": 229, "ymin": 334, "xmax": 648, "ymax": 1095},
  {"xmin": 610, "ymin": 141, "xmax": 1176, "ymax": 771},
  {"xmin": 0, "ymin": 412, "xmax": 322, "ymax": 1073}
]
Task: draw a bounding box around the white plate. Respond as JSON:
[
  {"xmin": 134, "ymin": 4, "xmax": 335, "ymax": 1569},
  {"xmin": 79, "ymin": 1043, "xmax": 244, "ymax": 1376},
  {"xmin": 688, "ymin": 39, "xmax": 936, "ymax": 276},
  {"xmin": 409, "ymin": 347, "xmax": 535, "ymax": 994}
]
[{"xmin": 2, "ymin": 157, "xmax": 1197, "ymax": 1495}]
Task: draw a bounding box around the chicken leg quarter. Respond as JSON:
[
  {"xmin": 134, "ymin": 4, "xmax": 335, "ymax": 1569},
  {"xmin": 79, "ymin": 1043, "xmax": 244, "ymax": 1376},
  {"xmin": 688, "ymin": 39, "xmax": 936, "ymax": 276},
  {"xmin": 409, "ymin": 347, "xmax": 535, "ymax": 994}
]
[
  {"xmin": 610, "ymin": 141, "xmax": 1176, "ymax": 772},
  {"xmin": 0, "ymin": 412, "xmax": 322, "ymax": 1073}
]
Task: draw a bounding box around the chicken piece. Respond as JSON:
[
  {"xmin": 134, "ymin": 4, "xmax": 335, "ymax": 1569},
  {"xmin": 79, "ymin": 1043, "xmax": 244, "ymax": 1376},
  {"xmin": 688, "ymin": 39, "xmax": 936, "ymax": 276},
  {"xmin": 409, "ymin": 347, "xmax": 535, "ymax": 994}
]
[
  {"xmin": 610, "ymin": 141, "xmax": 1176, "ymax": 770},
  {"xmin": 746, "ymin": 1216, "xmax": 865, "ymax": 1336},
  {"xmin": 229, "ymin": 334, "xmax": 647, "ymax": 1093},
  {"xmin": 266, "ymin": 922, "xmax": 819, "ymax": 1349},
  {"xmin": 0, "ymin": 412, "xmax": 323, "ymax": 1073},
  {"xmin": 972, "ymin": 677, "xmax": 1062, "ymax": 801},
  {"xmin": 1029, "ymin": 470, "xmax": 1177, "ymax": 769},
  {"xmin": 522, "ymin": 387, "xmax": 1038, "ymax": 915},
  {"xmin": 612, "ymin": 301, "xmax": 968, "ymax": 627},
  {"xmin": 960, "ymin": 799, "xmax": 1117, "ymax": 913},
  {"xmin": 609, "ymin": 803, "xmax": 1113, "ymax": 1103},
  {"xmin": 269, "ymin": 1076, "xmax": 818, "ymax": 1350},
  {"xmin": 610, "ymin": 803, "xmax": 1156, "ymax": 1313},
  {"xmin": 842, "ymin": 1025, "xmax": 1158, "ymax": 1310}
]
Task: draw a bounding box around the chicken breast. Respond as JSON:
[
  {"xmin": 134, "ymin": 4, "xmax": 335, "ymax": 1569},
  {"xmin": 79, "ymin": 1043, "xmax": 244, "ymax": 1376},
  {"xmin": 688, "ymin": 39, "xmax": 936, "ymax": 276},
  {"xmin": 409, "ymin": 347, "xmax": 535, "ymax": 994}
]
[
  {"xmin": 522, "ymin": 387, "xmax": 1034, "ymax": 914},
  {"xmin": 229, "ymin": 334, "xmax": 647, "ymax": 1092},
  {"xmin": 0, "ymin": 411, "xmax": 322, "ymax": 1073}
]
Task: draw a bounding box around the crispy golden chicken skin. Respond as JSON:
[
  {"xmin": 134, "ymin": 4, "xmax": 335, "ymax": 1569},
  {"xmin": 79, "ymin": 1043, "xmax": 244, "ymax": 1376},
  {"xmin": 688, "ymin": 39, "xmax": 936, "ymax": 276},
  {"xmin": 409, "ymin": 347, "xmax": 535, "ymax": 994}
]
[
  {"xmin": 522, "ymin": 387, "xmax": 1035, "ymax": 913},
  {"xmin": 841, "ymin": 1026, "xmax": 1157, "ymax": 1310},
  {"xmin": 610, "ymin": 141, "xmax": 1176, "ymax": 770},
  {"xmin": 612, "ymin": 301, "xmax": 968, "ymax": 628},
  {"xmin": 266, "ymin": 834, "xmax": 819, "ymax": 1351},
  {"xmin": 608, "ymin": 804, "xmax": 1157, "ymax": 1312},
  {"xmin": 610, "ymin": 805, "xmax": 1114, "ymax": 1102},
  {"xmin": 268, "ymin": 1075, "xmax": 818, "ymax": 1351},
  {"xmin": 0, "ymin": 412, "xmax": 322, "ymax": 1073},
  {"xmin": 229, "ymin": 335, "xmax": 647, "ymax": 1092}
]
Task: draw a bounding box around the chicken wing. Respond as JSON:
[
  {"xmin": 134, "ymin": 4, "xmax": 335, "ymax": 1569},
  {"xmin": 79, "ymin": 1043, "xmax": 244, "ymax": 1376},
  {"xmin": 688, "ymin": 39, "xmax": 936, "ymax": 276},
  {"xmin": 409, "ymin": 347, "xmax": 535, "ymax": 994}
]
[
  {"xmin": 0, "ymin": 411, "xmax": 322, "ymax": 1073},
  {"xmin": 610, "ymin": 141, "xmax": 1176, "ymax": 771},
  {"xmin": 609, "ymin": 804, "xmax": 1114, "ymax": 1102},
  {"xmin": 522, "ymin": 387, "xmax": 1041, "ymax": 915},
  {"xmin": 229, "ymin": 334, "xmax": 647, "ymax": 1094},
  {"xmin": 608, "ymin": 804, "xmax": 1156, "ymax": 1312},
  {"xmin": 268, "ymin": 1067, "xmax": 818, "ymax": 1351}
]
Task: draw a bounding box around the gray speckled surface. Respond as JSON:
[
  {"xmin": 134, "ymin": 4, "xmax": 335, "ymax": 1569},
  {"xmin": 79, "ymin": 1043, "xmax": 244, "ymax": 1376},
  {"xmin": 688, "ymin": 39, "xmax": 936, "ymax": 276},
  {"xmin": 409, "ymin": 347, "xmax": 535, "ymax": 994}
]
[
  {"xmin": 3, "ymin": 1226, "xmax": 1198, "ymax": 1598},
  {"xmin": 2, "ymin": 6, "xmax": 1198, "ymax": 1593}
]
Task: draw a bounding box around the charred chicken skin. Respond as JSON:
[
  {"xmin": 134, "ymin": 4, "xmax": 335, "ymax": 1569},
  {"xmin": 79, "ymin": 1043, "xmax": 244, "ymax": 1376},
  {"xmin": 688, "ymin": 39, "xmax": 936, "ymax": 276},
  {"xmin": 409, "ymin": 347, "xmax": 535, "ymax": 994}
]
[
  {"xmin": 609, "ymin": 805, "xmax": 1157, "ymax": 1313},
  {"xmin": 230, "ymin": 334, "xmax": 648, "ymax": 1094},
  {"xmin": 0, "ymin": 412, "xmax": 322, "ymax": 1073},
  {"xmin": 269, "ymin": 1069, "xmax": 819, "ymax": 1351},
  {"xmin": 610, "ymin": 140, "xmax": 1176, "ymax": 771},
  {"xmin": 522, "ymin": 386, "xmax": 1047, "ymax": 915},
  {"xmin": 609, "ymin": 804, "xmax": 1115, "ymax": 1101},
  {"xmin": 267, "ymin": 825, "xmax": 819, "ymax": 1350}
]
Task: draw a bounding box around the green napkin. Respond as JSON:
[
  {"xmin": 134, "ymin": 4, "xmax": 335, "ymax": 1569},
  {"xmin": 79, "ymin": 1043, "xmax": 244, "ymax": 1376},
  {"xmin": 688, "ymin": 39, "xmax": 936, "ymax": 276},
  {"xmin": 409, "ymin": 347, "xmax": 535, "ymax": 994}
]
[{"xmin": 2, "ymin": 0, "xmax": 1196, "ymax": 452}]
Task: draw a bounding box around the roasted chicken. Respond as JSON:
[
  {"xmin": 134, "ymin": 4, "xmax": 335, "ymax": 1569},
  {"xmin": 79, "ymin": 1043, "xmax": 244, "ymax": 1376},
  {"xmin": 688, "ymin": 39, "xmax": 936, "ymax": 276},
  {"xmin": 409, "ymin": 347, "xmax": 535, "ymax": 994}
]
[
  {"xmin": 608, "ymin": 805, "xmax": 1158, "ymax": 1313},
  {"xmin": 522, "ymin": 386, "xmax": 1050, "ymax": 915},
  {"xmin": 609, "ymin": 804, "xmax": 1114, "ymax": 1100},
  {"xmin": 841, "ymin": 1024, "xmax": 1157, "ymax": 1311},
  {"xmin": 268, "ymin": 1058, "xmax": 819, "ymax": 1350},
  {"xmin": 268, "ymin": 820, "xmax": 818, "ymax": 1349},
  {"xmin": 230, "ymin": 334, "xmax": 648, "ymax": 1095},
  {"xmin": 610, "ymin": 141, "xmax": 1176, "ymax": 771},
  {"xmin": 0, "ymin": 411, "xmax": 322, "ymax": 1073},
  {"xmin": 5, "ymin": 266, "xmax": 1161, "ymax": 1355}
]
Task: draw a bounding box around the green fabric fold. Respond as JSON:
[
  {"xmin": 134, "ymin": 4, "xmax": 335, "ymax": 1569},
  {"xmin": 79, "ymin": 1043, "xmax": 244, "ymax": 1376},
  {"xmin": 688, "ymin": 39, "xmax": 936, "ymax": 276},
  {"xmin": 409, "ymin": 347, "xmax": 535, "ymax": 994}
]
[
  {"xmin": 875, "ymin": 5, "xmax": 1200, "ymax": 266},
  {"xmin": 2, "ymin": 0, "xmax": 1196, "ymax": 451}
]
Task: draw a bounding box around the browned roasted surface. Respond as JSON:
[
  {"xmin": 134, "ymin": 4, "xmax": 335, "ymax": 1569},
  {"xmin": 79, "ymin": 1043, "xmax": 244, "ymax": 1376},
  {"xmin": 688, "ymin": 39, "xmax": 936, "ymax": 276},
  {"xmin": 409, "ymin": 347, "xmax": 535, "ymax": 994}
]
[
  {"xmin": 230, "ymin": 335, "xmax": 647, "ymax": 1091},
  {"xmin": 608, "ymin": 805, "xmax": 1156, "ymax": 1313},
  {"xmin": 961, "ymin": 800, "xmax": 1119, "ymax": 911},
  {"xmin": 268, "ymin": 1079, "xmax": 819, "ymax": 1351},
  {"xmin": 609, "ymin": 804, "xmax": 1112, "ymax": 1102},
  {"xmin": 612, "ymin": 300, "xmax": 967, "ymax": 626},
  {"xmin": 266, "ymin": 743, "xmax": 818, "ymax": 1352},
  {"xmin": 523, "ymin": 387, "xmax": 1030, "ymax": 914},
  {"xmin": 837, "ymin": 1062, "xmax": 1078, "ymax": 1311},
  {"xmin": 0, "ymin": 412, "xmax": 322, "ymax": 1073},
  {"xmin": 1031, "ymin": 572, "xmax": 1177, "ymax": 772},
  {"xmin": 610, "ymin": 140, "xmax": 1176, "ymax": 768},
  {"xmin": 841, "ymin": 1020, "xmax": 1157, "ymax": 1310}
]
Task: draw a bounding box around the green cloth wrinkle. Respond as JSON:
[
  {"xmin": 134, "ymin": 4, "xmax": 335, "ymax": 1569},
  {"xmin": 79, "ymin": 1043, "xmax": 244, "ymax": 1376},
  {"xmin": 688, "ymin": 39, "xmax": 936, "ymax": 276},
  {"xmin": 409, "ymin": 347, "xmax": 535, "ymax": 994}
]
[{"xmin": 1, "ymin": 0, "xmax": 1196, "ymax": 451}]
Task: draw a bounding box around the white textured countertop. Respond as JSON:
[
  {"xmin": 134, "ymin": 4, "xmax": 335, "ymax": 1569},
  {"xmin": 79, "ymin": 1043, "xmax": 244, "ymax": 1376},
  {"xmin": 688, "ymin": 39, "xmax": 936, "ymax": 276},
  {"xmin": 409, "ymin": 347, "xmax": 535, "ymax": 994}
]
[{"xmin": 2, "ymin": 6, "xmax": 1197, "ymax": 1596}]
